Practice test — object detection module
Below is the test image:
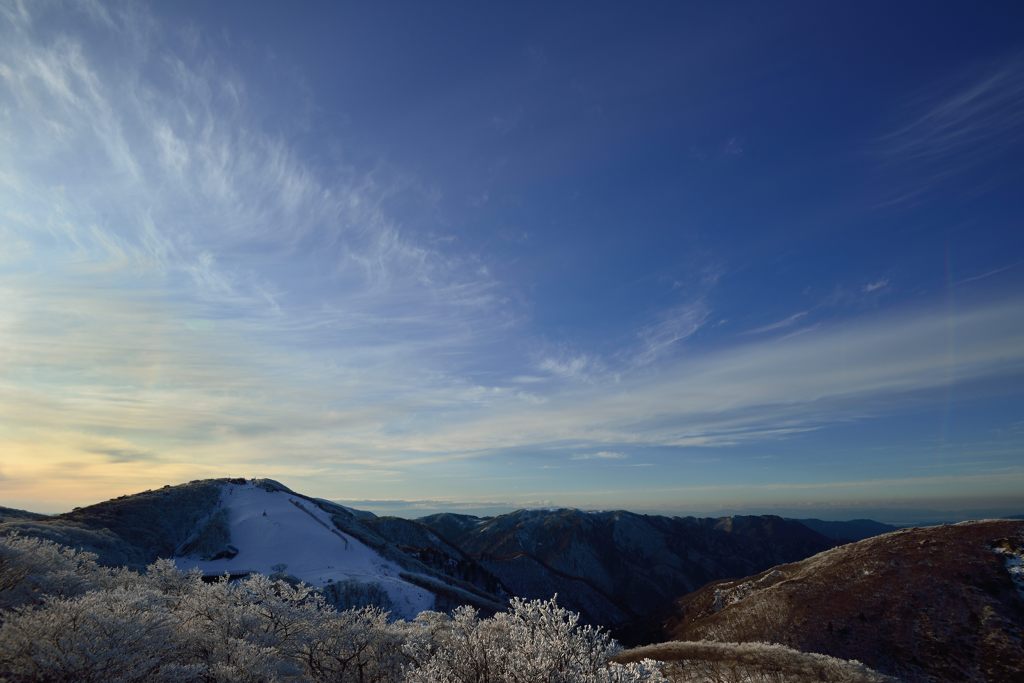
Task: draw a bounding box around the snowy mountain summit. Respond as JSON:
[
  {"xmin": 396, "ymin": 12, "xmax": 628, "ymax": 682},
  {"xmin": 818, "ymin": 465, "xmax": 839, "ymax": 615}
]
[
  {"xmin": 174, "ymin": 480, "xmax": 434, "ymax": 618},
  {"xmin": 0, "ymin": 478, "xmax": 507, "ymax": 619}
]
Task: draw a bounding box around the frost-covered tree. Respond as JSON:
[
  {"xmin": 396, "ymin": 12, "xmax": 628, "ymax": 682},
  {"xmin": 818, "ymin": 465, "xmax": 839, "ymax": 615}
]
[
  {"xmin": 0, "ymin": 534, "xmax": 666, "ymax": 682},
  {"xmin": 302, "ymin": 605, "xmax": 407, "ymax": 682},
  {"xmin": 403, "ymin": 597, "xmax": 665, "ymax": 683},
  {"xmin": 0, "ymin": 586, "xmax": 194, "ymax": 682},
  {"xmin": 0, "ymin": 533, "xmax": 110, "ymax": 610}
]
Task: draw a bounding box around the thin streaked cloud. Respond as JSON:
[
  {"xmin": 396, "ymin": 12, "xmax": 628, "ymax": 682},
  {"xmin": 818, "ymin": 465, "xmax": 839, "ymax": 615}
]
[
  {"xmin": 874, "ymin": 54, "xmax": 1024, "ymax": 205},
  {"xmin": 633, "ymin": 300, "xmax": 710, "ymax": 364},
  {"xmin": 571, "ymin": 451, "xmax": 628, "ymax": 461},
  {"xmin": 743, "ymin": 310, "xmax": 809, "ymax": 336},
  {"xmin": 862, "ymin": 278, "xmax": 889, "ymax": 293},
  {"xmin": 954, "ymin": 261, "xmax": 1023, "ymax": 286}
]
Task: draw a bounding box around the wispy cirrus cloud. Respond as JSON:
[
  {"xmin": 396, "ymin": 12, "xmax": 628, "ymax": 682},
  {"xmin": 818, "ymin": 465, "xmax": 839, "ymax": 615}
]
[
  {"xmin": 538, "ymin": 352, "xmax": 604, "ymax": 382},
  {"xmin": 862, "ymin": 278, "xmax": 889, "ymax": 293},
  {"xmin": 954, "ymin": 261, "xmax": 1022, "ymax": 286},
  {"xmin": 0, "ymin": 0, "xmax": 515, "ymax": 505},
  {"xmin": 87, "ymin": 446, "xmax": 159, "ymax": 464},
  {"xmin": 633, "ymin": 299, "xmax": 710, "ymax": 365},
  {"xmin": 874, "ymin": 54, "xmax": 1024, "ymax": 205},
  {"xmin": 571, "ymin": 451, "xmax": 628, "ymax": 461},
  {"xmin": 354, "ymin": 294, "xmax": 1024, "ymax": 456},
  {"xmin": 743, "ymin": 310, "xmax": 809, "ymax": 336}
]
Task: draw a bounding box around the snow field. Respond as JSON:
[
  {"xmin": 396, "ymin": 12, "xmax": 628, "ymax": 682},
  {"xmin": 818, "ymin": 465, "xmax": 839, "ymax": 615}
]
[{"xmin": 175, "ymin": 482, "xmax": 434, "ymax": 618}]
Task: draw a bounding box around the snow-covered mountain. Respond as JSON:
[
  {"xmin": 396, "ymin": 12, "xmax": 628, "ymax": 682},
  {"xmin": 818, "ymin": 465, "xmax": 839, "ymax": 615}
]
[
  {"xmin": 172, "ymin": 481, "xmax": 435, "ymax": 618},
  {"xmin": 1, "ymin": 478, "xmax": 507, "ymax": 618}
]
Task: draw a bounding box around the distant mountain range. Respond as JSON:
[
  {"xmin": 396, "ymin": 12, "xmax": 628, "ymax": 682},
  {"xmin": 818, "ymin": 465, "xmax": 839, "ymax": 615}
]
[
  {"xmin": 5, "ymin": 481, "xmax": 1015, "ymax": 635},
  {"xmin": 4, "ymin": 479, "xmax": 1022, "ymax": 679},
  {"xmin": 1, "ymin": 477, "xmax": 885, "ymax": 638}
]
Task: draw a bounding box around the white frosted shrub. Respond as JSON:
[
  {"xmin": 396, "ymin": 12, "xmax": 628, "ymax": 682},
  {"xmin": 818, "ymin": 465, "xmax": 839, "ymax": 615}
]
[
  {"xmin": 0, "ymin": 533, "xmax": 110, "ymax": 610},
  {"xmin": 302, "ymin": 605, "xmax": 407, "ymax": 682},
  {"xmin": 169, "ymin": 572, "xmax": 324, "ymax": 679},
  {"xmin": 0, "ymin": 586, "xmax": 190, "ymax": 682},
  {"xmin": 404, "ymin": 597, "xmax": 666, "ymax": 683},
  {"xmin": 0, "ymin": 535, "xmax": 666, "ymax": 682}
]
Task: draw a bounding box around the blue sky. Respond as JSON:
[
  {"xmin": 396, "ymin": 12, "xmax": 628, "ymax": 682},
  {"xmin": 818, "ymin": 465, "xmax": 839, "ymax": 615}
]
[{"xmin": 2, "ymin": 0, "xmax": 1023, "ymax": 519}]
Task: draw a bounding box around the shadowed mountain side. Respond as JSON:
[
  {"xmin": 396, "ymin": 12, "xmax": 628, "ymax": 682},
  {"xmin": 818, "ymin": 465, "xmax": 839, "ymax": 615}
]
[
  {"xmin": 665, "ymin": 520, "xmax": 1024, "ymax": 682},
  {"xmin": 352, "ymin": 514, "xmax": 509, "ymax": 610},
  {"xmin": 0, "ymin": 507, "xmax": 49, "ymax": 524},
  {"xmin": 0, "ymin": 480, "xmax": 225, "ymax": 567},
  {"xmin": 419, "ymin": 508, "xmax": 836, "ymax": 642},
  {"xmin": 791, "ymin": 518, "xmax": 898, "ymax": 542}
]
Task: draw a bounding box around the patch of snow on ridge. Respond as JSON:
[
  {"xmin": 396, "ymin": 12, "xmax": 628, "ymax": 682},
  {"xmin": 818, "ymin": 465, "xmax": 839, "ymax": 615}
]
[
  {"xmin": 712, "ymin": 569, "xmax": 783, "ymax": 612},
  {"xmin": 993, "ymin": 542, "xmax": 1024, "ymax": 599},
  {"xmin": 174, "ymin": 482, "xmax": 434, "ymax": 618}
]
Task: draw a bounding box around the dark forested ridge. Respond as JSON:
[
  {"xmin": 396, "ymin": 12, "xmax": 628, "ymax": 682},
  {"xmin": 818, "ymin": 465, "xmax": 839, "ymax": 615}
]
[{"xmin": 418, "ymin": 508, "xmax": 837, "ymax": 642}]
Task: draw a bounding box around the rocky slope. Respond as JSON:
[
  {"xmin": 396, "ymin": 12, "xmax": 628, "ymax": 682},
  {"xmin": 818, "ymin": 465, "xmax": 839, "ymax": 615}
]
[{"xmin": 665, "ymin": 520, "xmax": 1024, "ymax": 682}]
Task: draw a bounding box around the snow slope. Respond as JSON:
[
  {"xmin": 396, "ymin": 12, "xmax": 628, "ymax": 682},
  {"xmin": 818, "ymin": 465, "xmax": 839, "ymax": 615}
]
[{"xmin": 174, "ymin": 482, "xmax": 434, "ymax": 618}]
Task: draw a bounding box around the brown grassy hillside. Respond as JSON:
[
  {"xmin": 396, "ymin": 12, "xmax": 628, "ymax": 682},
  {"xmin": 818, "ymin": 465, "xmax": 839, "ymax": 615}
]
[
  {"xmin": 664, "ymin": 520, "xmax": 1024, "ymax": 682},
  {"xmin": 614, "ymin": 640, "xmax": 896, "ymax": 682}
]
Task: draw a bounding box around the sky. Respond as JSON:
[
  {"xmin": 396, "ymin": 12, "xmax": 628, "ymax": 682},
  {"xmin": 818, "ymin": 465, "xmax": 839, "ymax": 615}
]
[{"xmin": 1, "ymin": 1, "xmax": 1023, "ymax": 520}]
